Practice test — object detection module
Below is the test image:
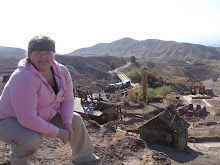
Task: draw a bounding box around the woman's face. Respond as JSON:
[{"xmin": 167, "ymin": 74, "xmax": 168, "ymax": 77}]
[{"xmin": 29, "ymin": 50, "xmax": 55, "ymax": 73}]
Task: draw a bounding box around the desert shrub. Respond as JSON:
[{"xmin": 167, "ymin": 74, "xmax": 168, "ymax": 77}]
[
  {"xmin": 127, "ymin": 66, "xmax": 166, "ymax": 89},
  {"xmin": 216, "ymin": 83, "xmax": 220, "ymax": 88},
  {"xmin": 193, "ymin": 123, "xmax": 199, "ymax": 127},
  {"xmin": 147, "ymin": 88, "xmax": 157, "ymax": 102},
  {"xmin": 126, "ymin": 66, "xmax": 150, "ymax": 83},
  {"xmin": 111, "ymin": 92, "xmax": 122, "ymax": 103},
  {"xmin": 170, "ymin": 79, "xmax": 186, "ymax": 87},
  {"xmin": 208, "ymin": 129, "xmax": 220, "ymax": 136},
  {"xmin": 125, "ymin": 85, "xmax": 172, "ymax": 103},
  {"xmin": 188, "ymin": 131, "xmax": 201, "ymax": 137},
  {"xmin": 155, "ymin": 85, "xmax": 173, "ymax": 98},
  {"xmin": 127, "ymin": 88, "xmax": 142, "ymax": 103},
  {"xmin": 214, "ymin": 108, "xmax": 220, "ymax": 116},
  {"xmin": 126, "ymin": 67, "xmax": 142, "ymax": 82},
  {"xmin": 169, "ymin": 79, "xmax": 188, "ymax": 93}
]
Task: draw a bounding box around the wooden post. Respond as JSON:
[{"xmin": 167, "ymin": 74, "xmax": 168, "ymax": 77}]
[
  {"xmin": 142, "ymin": 72, "xmax": 148, "ymax": 103},
  {"xmin": 166, "ymin": 134, "xmax": 172, "ymax": 148}
]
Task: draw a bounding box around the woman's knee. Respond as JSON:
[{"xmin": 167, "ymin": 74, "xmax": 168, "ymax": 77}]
[
  {"xmin": 26, "ymin": 132, "xmax": 42, "ymax": 151},
  {"xmin": 12, "ymin": 131, "xmax": 42, "ymax": 157},
  {"xmin": 72, "ymin": 112, "xmax": 83, "ymax": 128}
]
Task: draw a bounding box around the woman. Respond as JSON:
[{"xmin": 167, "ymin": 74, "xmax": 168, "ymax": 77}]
[{"xmin": 0, "ymin": 35, "xmax": 100, "ymax": 165}]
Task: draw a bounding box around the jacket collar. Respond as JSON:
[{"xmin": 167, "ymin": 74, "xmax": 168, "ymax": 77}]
[{"xmin": 18, "ymin": 58, "xmax": 62, "ymax": 80}]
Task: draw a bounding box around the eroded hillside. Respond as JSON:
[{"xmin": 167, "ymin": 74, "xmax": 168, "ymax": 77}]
[
  {"xmin": 69, "ymin": 38, "xmax": 220, "ymax": 60},
  {"xmin": 0, "ymin": 55, "xmax": 126, "ymax": 93}
]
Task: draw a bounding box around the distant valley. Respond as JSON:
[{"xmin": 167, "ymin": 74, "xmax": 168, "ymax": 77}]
[{"xmin": 0, "ymin": 38, "xmax": 220, "ymax": 92}]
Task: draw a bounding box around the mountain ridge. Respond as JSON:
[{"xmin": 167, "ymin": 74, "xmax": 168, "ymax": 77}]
[
  {"xmin": 69, "ymin": 38, "xmax": 220, "ymax": 60},
  {"xmin": 0, "ymin": 46, "xmax": 26, "ymax": 58},
  {"xmin": 1, "ymin": 38, "xmax": 220, "ymax": 60}
]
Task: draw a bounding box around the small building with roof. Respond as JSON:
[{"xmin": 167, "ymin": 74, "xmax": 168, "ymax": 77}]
[
  {"xmin": 139, "ymin": 109, "xmax": 190, "ymax": 150},
  {"xmin": 74, "ymin": 97, "xmax": 121, "ymax": 124}
]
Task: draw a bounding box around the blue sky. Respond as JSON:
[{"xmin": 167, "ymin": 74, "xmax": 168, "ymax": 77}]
[{"xmin": 0, "ymin": 0, "xmax": 220, "ymax": 54}]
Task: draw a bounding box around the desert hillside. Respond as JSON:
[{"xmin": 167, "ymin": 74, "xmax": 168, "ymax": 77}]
[
  {"xmin": 1, "ymin": 38, "xmax": 220, "ymax": 61},
  {"xmin": 137, "ymin": 59, "xmax": 220, "ymax": 82},
  {"xmin": 55, "ymin": 55, "xmax": 126, "ymax": 90},
  {"xmin": 69, "ymin": 38, "xmax": 220, "ymax": 60},
  {"xmin": 0, "ymin": 55, "xmax": 126, "ymax": 93},
  {"xmin": 0, "ymin": 46, "xmax": 26, "ymax": 59}
]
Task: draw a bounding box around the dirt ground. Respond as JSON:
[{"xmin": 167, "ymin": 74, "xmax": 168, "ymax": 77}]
[
  {"xmin": 1, "ymin": 78, "xmax": 220, "ymax": 164},
  {"xmin": 0, "ymin": 119, "xmax": 171, "ymax": 165},
  {"xmin": 2, "ymin": 104, "xmax": 220, "ymax": 165},
  {"xmin": 2, "ymin": 94, "xmax": 220, "ymax": 164},
  {"xmin": 148, "ymin": 141, "xmax": 220, "ymax": 165}
]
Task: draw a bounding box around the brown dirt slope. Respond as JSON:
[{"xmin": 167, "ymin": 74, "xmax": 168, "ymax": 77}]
[
  {"xmin": 0, "ymin": 119, "xmax": 171, "ymax": 165},
  {"xmin": 0, "ymin": 55, "xmax": 126, "ymax": 92},
  {"xmin": 55, "ymin": 55, "xmax": 126, "ymax": 90}
]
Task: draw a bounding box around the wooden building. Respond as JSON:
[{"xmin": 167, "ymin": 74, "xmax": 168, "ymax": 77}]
[
  {"xmin": 139, "ymin": 109, "xmax": 190, "ymax": 150},
  {"xmin": 75, "ymin": 98, "xmax": 122, "ymax": 124}
]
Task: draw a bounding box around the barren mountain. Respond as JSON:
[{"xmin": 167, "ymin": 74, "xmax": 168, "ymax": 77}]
[
  {"xmin": 69, "ymin": 38, "xmax": 220, "ymax": 60},
  {"xmin": 0, "ymin": 46, "xmax": 26, "ymax": 59}
]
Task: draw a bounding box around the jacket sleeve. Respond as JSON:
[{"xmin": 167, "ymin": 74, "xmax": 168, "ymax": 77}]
[
  {"xmin": 9, "ymin": 70, "xmax": 59, "ymax": 137},
  {"xmin": 59, "ymin": 67, "xmax": 74, "ymax": 125}
]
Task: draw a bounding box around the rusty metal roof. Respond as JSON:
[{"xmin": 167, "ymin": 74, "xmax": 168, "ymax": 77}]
[{"xmin": 139, "ymin": 109, "xmax": 190, "ymax": 135}]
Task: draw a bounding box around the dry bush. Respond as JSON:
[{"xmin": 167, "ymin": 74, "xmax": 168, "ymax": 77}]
[
  {"xmin": 208, "ymin": 129, "xmax": 220, "ymax": 136},
  {"xmin": 214, "ymin": 108, "xmax": 220, "ymax": 116},
  {"xmin": 111, "ymin": 92, "xmax": 122, "ymax": 103},
  {"xmin": 188, "ymin": 131, "xmax": 201, "ymax": 137}
]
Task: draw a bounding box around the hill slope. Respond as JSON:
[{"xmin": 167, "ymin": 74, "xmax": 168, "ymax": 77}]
[
  {"xmin": 0, "ymin": 54, "xmax": 126, "ymax": 92},
  {"xmin": 69, "ymin": 38, "xmax": 220, "ymax": 60},
  {"xmin": 55, "ymin": 55, "xmax": 126, "ymax": 90},
  {"xmin": 0, "ymin": 46, "xmax": 26, "ymax": 59}
]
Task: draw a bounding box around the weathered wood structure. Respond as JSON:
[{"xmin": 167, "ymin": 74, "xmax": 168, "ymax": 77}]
[
  {"xmin": 139, "ymin": 109, "xmax": 190, "ymax": 150},
  {"xmin": 75, "ymin": 85, "xmax": 93, "ymax": 104},
  {"xmin": 177, "ymin": 104, "xmax": 207, "ymax": 117},
  {"xmin": 189, "ymin": 85, "xmax": 205, "ymax": 95},
  {"xmin": 189, "ymin": 85, "xmax": 214, "ymax": 96},
  {"xmin": 75, "ymin": 100, "xmax": 123, "ymax": 124},
  {"xmin": 94, "ymin": 101, "xmax": 123, "ymax": 122}
]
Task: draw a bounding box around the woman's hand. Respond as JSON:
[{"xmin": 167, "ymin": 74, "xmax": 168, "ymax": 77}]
[
  {"xmin": 63, "ymin": 123, "xmax": 74, "ymax": 141},
  {"xmin": 57, "ymin": 128, "xmax": 69, "ymax": 144}
]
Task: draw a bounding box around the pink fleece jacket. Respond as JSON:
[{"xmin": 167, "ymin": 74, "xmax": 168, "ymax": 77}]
[{"xmin": 0, "ymin": 59, "xmax": 74, "ymax": 137}]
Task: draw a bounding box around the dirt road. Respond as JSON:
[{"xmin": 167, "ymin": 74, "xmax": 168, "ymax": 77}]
[{"xmin": 148, "ymin": 142, "xmax": 220, "ymax": 165}]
